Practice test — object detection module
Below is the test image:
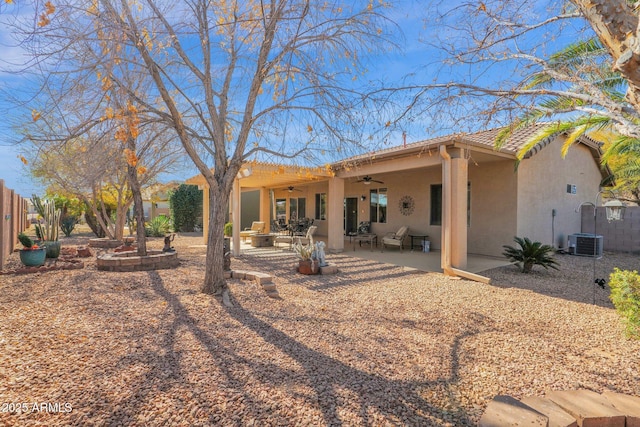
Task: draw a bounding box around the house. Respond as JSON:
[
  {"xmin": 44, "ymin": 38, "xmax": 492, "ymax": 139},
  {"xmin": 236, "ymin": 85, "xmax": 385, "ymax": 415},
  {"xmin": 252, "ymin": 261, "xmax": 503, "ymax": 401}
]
[
  {"xmin": 186, "ymin": 125, "xmax": 607, "ymax": 276},
  {"xmin": 141, "ymin": 182, "xmax": 180, "ymax": 221}
]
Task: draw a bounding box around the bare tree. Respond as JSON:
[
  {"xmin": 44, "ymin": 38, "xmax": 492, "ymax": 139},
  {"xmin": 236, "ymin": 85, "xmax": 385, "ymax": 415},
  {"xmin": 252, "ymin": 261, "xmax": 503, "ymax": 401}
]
[
  {"xmin": 382, "ymin": 1, "xmax": 640, "ymax": 144},
  {"xmin": 19, "ymin": 0, "xmax": 394, "ymax": 303}
]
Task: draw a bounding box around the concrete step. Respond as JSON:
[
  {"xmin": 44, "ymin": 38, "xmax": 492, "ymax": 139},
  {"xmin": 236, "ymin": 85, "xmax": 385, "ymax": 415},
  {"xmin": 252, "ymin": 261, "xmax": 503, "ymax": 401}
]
[
  {"xmin": 546, "ymin": 389, "xmax": 625, "ymax": 427},
  {"xmin": 520, "ymin": 396, "xmax": 577, "ymax": 427},
  {"xmin": 479, "ymin": 395, "xmax": 548, "ymax": 427},
  {"xmin": 480, "ymin": 390, "xmax": 639, "ymax": 427},
  {"xmin": 602, "ymin": 391, "xmax": 640, "ymax": 427}
]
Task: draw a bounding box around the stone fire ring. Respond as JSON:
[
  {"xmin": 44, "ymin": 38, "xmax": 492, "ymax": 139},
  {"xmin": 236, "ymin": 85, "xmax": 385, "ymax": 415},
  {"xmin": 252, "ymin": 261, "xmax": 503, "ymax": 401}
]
[{"xmin": 97, "ymin": 250, "xmax": 179, "ymax": 272}]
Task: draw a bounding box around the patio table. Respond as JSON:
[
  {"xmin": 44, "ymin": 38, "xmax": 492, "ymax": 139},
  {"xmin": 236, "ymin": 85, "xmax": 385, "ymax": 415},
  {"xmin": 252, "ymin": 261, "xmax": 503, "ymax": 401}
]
[
  {"xmin": 409, "ymin": 234, "xmax": 429, "ymax": 252},
  {"xmin": 354, "ymin": 233, "xmax": 377, "ymax": 251}
]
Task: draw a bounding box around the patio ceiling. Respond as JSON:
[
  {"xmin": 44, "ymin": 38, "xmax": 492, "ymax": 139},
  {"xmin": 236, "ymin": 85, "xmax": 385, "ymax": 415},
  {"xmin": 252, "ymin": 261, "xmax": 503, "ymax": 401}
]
[{"xmin": 185, "ymin": 162, "xmax": 335, "ymax": 190}]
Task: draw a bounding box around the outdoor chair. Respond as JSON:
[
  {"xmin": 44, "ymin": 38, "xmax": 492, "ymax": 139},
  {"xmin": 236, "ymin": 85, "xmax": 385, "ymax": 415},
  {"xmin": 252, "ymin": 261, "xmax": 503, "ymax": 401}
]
[
  {"xmin": 240, "ymin": 221, "xmax": 265, "ymax": 242},
  {"xmin": 357, "ymin": 221, "xmax": 371, "ymax": 235},
  {"xmin": 381, "ymin": 226, "xmax": 409, "ymax": 252},
  {"xmin": 271, "ymin": 219, "xmax": 289, "ymax": 234},
  {"xmin": 294, "ymin": 225, "xmax": 317, "ymax": 246},
  {"xmin": 275, "ymin": 225, "xmax": 317, "ymax": 250}
]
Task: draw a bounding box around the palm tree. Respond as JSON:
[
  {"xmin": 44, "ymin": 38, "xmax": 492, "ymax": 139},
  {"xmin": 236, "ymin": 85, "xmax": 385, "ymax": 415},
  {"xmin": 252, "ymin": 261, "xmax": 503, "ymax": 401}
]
[{"xmin": 495, "ymin": 37, "xmax": 640, "ymax": 201}]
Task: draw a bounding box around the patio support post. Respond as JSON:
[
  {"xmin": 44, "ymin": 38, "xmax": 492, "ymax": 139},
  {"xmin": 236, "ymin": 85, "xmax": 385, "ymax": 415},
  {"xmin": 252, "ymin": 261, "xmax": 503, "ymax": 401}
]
[
  {"xmin": 450, "ymin": 148, "xmax": 468, "ymax": 269},
  {"xmin": 327, "ymin": 177, "xmax": 345, "ymax": 253},
  {"xmin": 232, "ymin": 178, "xmax": 241, "ymax": 256},
  {"xmin": 259, "ymin": 188, "xmax": 270, "ymax": 233},
  {"xmin": 440, "ymin": 146, "xmax": 468, "ymax": 272}
]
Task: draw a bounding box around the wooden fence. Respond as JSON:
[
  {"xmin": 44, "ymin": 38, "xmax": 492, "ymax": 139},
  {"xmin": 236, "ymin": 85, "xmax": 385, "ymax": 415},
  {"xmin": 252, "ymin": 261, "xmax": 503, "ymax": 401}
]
[{"xmin": 0, "ymin": 179, "xmax": 29, "ymax": 270}]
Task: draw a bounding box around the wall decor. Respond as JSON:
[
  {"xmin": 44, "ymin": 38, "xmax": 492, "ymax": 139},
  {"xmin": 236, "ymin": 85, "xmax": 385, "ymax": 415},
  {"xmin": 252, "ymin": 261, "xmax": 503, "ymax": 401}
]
[{"xmin": 398, "ymin": 195, "xmax": 415, "ymax": 216}]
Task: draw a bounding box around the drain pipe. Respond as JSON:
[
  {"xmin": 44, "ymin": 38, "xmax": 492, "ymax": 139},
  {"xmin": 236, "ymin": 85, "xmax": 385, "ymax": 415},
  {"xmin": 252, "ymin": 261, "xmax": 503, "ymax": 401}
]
[{"xmin": 439, "ymin": 145, "xmax": 491, "ymax": 284}]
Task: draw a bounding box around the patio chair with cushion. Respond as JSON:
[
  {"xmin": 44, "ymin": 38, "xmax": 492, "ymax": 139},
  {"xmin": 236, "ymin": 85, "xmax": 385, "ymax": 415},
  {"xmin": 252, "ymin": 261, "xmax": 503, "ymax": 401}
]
[
  {"xmin": 240, "ymin": 221, "xmax": 265, "ymax": 242},
  {"xmin": 381, "ymin": 226, "xmax": 409, "ymax": 252}
]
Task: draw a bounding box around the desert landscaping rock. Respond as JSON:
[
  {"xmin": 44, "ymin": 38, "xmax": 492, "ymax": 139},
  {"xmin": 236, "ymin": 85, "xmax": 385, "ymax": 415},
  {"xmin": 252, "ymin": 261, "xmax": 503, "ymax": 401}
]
[{"xmin": 1, "ymin": 233, "xmax": 639, "ymax": 426}]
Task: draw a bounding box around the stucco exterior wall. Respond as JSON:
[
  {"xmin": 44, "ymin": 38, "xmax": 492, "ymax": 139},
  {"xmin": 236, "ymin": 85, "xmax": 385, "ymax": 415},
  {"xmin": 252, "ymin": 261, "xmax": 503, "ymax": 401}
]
[
  {"xmin": 467, "ymin": 160, "xmax": 518, "ymax": 256},
  {"xmin": 343, "ymin": 167, "xmax": 442, "ymax": 249},
  {"xmin": 341, "ymin": 162, "xmax": 518, "ymax": 257},
  {"xmin": 516, "ymin": 138, "xmax": 602, "ymax": 249}
]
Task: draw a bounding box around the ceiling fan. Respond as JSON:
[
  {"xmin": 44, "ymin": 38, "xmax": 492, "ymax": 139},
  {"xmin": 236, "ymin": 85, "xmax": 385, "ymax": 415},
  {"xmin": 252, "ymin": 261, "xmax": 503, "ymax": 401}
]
[
  {"xmin": 283, "ymin": 186, "xmax": 302, "ymax": 193},
  {"xmin": 357, "ymin": 175, "xmax": 384, "ymax": 185}
]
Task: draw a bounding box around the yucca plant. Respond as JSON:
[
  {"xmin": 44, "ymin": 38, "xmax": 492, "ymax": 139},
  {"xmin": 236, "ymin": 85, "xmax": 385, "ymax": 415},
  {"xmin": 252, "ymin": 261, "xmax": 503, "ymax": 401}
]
[
  {"xmin": 502, "ymin": 236, "xmax": 559, "ymax": 273},
  {"xmin": 145, "ymin": 215, "xmax": 172, "ymax": 237}
]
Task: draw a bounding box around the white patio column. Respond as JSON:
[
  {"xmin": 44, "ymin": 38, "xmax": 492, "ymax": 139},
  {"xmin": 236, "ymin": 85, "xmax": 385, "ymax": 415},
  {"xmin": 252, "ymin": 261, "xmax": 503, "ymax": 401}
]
[
  {"xmin": 327, "ymin": 177, "xmax": 345, "ymax": 253},
  {"xmin": 450, "ymin": 147, "xmax": 468, "ymax": 269},
  {"xmin": 259, "ymin": 187, "xmax": 270, "ymax": 232},
  {"xmin": 232, "ymin": 178, "xmax": 241, "ymax": 256}
]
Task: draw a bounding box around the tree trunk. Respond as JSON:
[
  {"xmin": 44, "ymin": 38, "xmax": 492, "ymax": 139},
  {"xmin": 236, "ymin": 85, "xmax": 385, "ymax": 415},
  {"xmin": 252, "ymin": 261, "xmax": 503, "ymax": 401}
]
[
  {"xmin": 201, "ymin": 185, "xmax": 232, "ymax": 306},
  {"xmin": 127, "ymin": 161, "xmax": 147, "ymax": 256},
  {"xmin": 571, "ymin": 0, "xmax": 640, "ymax": 110}
]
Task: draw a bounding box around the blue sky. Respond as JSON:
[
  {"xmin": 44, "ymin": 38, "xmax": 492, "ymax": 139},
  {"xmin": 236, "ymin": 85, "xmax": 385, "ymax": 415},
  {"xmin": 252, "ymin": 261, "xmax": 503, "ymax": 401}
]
[{"xmin": 0, "ymin": 1, "xmax": 586, "ymax": 197}]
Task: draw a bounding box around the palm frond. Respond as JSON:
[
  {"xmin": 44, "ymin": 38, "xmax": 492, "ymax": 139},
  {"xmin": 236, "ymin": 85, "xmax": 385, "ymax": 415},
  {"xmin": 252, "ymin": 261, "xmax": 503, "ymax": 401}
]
[{"xmin": 548, "ymin": 38, "xmax": 606, "ymax": 70}]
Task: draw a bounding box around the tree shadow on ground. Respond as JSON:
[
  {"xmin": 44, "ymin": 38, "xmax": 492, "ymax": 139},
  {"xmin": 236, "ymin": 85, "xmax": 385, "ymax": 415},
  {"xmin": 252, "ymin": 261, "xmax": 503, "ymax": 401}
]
[{"xmin": 91, "ymin": 271, "xmax": 498, "ymax": 425}]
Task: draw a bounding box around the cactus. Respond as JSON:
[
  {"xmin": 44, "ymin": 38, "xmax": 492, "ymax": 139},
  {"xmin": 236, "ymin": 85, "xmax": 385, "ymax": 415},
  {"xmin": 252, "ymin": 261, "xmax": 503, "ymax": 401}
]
[{"xmin": 31, "ymin": 195, "xmax": 62, "ymax": 241}]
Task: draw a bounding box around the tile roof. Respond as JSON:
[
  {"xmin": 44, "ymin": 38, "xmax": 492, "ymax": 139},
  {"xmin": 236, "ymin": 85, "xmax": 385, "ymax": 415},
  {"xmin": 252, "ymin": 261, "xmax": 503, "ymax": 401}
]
[{"xmin": 332, "ymin": 123, "xmax": 603, "ymax": 168}]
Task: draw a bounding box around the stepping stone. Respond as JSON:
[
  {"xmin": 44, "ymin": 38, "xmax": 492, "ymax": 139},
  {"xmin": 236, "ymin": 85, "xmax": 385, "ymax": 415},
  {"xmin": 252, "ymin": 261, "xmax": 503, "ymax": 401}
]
[
  {"xmin": 319, "ymin": 265, "xmax": 338, "ymax": 274},
  {"xmin": 479, "ymin": 395, "xmax": 548, "ymax": 427},
  {"xmin": 546, "ymin": 390, "xmax": 625, "ymax": 427},
  {"xmin": 253, "ymin": 272, "xmax": 273, "ymax": 285},
  {"xmin": 602, "ymin": 392, "xmax": 640, "ymax": 427},
  {"xmin": 521, "ymin": 396, "xmax": 577, "ymax": 427}
]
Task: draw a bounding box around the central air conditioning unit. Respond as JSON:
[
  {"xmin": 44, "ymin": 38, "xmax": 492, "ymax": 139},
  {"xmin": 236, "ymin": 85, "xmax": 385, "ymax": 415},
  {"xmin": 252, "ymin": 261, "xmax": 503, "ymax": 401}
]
[{"xmin": 568, "ymin": 233, "xmax": 603, "ymax": 257}]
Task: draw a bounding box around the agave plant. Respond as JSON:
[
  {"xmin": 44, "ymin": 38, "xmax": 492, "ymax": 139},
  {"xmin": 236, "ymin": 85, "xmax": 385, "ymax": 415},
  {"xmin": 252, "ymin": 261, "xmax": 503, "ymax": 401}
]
[
  {"xmin": 145, "ymin": 215, "xmax": 172, "ymax": 237},
  {"xmin": 502, "ymin": 237, "xmax": 559, "ymax": 274}
]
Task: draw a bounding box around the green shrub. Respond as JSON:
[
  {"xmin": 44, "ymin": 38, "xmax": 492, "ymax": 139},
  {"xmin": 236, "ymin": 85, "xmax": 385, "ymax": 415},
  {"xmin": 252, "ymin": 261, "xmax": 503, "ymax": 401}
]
[
  {"xmin": 60, "ymin": 215, "xmax": 79, "ymax": 237},
  {"xmin": 609, "ymin": 268, "xmax": 640, "ymax": 339},
  {"xmin": 169, "ymin": 184, "xmax": 202, "ymax": 232},
  {"xmin": 502, "ymin": 236, "xmax": 559, "ymax": 273},
  {"xmin": 145, "ymin": 215, "xmax": 172, "ymax": 237},
  {"xmin": 224, "ymin": 222, "xmax": 233, "ymax": 237}
]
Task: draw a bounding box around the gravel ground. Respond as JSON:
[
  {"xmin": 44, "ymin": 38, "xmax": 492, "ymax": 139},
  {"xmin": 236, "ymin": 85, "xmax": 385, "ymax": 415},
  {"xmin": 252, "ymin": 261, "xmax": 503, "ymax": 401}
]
[{"xmin": 1, "ymin": 232, "xmax": 639, "ymax": 426}]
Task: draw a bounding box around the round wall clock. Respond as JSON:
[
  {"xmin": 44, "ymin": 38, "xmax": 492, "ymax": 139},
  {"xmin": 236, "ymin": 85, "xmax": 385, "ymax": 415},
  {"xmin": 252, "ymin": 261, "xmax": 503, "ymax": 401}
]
[{"xmin": 398, "ymin": 195, "xmax": 415, "ymax": 216}]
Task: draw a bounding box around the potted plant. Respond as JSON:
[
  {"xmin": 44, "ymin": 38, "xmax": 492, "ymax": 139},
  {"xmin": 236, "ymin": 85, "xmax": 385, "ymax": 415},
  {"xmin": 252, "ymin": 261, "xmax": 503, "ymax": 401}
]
[
  {"xmin": 293, "ymin": 241, "xmax": 319, "ymax": 275},
  {"xmin": 18, "ymin": 232, "xmax": 47, "ymax": 267},
  {"xmin": 32, "ymin": 195, "xmax": 62, "ymax": 258}
]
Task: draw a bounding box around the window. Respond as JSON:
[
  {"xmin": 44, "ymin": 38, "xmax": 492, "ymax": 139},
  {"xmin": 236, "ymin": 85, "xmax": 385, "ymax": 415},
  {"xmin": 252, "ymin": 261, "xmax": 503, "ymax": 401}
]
[
  {"xmin": 275, "ymin": 198, "xmax": 286, "ymax": 221},
  {"xmin": 430, "ymin": 185, "xmax": 442, "ymax": 225},
  {"xmin": 315, "ymin": 193, "xmax": 326, "ymax": 220},
  {"xmin": 289, "ymin": 197, "xmax": 306, "ymax": 220},
  {"xmin": 369, "ymin": 188, "xmax": 387, "ymax": 223},
  {"xmin": 430, "ymin": 183, "xmax": 471, "ymax": 226}
]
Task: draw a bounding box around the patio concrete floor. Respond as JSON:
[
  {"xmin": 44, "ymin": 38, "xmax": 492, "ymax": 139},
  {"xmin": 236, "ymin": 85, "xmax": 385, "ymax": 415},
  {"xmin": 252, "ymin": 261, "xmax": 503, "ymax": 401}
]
[{"xmin": 233, "ymin": 235, "xmax": 510, "ymax": 275}]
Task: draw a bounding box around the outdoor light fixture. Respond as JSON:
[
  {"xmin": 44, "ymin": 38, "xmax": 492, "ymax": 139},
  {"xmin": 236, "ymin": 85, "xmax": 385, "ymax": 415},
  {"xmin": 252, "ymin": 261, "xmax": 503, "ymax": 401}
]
[
  {"xmin": 576, "ymin": 190, "xmax": 625, "ymax": 304},
  {"xmin": 360, "ymin": 195, "xmax": 366, "ymax": 201},
  {"xmin": 236, "ymin": 167, "xmax": 252, "ymax": 179},
  {"xmin": 604, "ymin": 199, "xmax": 625, "ymax": 222}
]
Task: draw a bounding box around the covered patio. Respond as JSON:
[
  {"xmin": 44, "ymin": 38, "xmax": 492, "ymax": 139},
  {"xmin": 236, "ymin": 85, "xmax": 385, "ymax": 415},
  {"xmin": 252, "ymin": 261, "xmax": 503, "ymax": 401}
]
[{"xmin": 231, "ymin": 236, "xmax": 510, "ymax": 275}]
